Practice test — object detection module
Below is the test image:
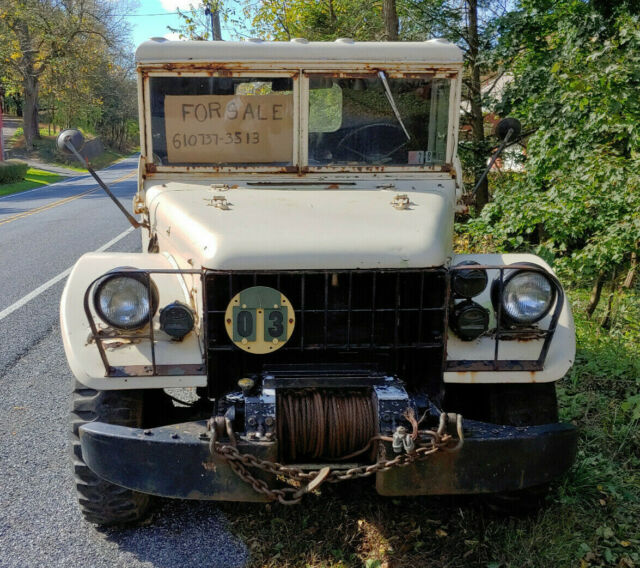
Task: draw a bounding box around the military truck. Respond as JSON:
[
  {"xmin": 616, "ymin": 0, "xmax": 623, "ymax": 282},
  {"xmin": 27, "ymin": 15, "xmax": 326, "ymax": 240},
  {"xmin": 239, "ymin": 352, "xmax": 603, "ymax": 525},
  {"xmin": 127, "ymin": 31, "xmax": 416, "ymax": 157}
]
[{"xmin": 60, "ymin": 38, "xmax": 578, "ymax": 525}]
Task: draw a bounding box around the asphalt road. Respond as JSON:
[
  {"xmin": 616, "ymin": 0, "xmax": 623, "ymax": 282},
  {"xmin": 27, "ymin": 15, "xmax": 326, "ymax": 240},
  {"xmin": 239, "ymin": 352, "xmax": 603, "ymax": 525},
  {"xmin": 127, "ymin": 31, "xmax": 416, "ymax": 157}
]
[{"xmin": 0, "ymin": 157, "xmax": 248, "ymax": 568}]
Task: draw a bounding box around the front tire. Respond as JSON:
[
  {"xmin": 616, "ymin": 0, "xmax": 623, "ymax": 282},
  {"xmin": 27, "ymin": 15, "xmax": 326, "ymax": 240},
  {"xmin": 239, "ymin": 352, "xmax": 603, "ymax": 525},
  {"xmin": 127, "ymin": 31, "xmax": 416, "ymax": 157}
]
[{"xmin": 70, "ymin": 385, "xmax": 152, "ymax": 526}]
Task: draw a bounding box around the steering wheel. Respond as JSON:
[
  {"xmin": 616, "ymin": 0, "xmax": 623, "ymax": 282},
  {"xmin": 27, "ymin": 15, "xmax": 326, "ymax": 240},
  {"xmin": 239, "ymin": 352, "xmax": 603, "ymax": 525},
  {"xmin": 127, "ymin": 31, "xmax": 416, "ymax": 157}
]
[{"xmin": 334, "ymin": 123, "xmax": 408, "ymax": 163}]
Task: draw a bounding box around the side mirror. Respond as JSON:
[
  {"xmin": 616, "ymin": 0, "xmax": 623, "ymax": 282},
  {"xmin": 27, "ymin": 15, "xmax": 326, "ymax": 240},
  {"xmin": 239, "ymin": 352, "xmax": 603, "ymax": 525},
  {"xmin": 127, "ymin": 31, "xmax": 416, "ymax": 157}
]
[
  {"xmin": 495, "ymin": 117, "xmax": 521, "ymax": 141},
  {"xmin": 56, "ymin": 129, "xmax": 85, "ymax": 155},
  {"xmin": 472, "ymin": 117, "xmax": 523, "ymax": 197}
]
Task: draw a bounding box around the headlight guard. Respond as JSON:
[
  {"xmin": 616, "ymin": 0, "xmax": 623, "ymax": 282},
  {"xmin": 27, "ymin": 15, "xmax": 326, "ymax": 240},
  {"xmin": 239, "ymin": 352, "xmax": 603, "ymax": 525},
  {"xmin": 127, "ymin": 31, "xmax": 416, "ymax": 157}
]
[{"xmin": 447, "ymin": 262, "xmax": 565, "ymax": 373}]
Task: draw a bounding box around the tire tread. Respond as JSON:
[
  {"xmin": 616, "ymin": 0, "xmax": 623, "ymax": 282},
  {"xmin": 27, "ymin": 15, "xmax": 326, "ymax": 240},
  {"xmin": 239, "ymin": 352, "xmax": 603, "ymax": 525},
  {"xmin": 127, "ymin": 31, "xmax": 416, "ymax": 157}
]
[{"xmin": 71, "ymin": 385, "xmax": 151, "ymax": 526}]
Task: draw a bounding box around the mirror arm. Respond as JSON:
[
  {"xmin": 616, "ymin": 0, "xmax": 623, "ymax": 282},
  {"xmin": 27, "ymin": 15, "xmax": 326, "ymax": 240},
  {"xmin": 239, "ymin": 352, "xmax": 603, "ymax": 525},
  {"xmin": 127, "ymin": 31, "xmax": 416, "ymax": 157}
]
[
  {"xmin": 64, "ymin": 141, "xmax": 147, "ymax": 230},
  {"xmin": 471, "ymin": 128, "xmax": 514, "ymax": 197}
]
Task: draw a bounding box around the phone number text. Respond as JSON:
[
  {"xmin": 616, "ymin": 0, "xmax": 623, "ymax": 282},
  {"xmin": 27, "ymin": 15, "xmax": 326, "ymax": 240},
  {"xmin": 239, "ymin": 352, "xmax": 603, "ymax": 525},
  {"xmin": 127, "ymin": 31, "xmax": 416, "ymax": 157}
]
[{"xmin": 172, "ymin": 131, "xmax": 260, "ymax": 149}]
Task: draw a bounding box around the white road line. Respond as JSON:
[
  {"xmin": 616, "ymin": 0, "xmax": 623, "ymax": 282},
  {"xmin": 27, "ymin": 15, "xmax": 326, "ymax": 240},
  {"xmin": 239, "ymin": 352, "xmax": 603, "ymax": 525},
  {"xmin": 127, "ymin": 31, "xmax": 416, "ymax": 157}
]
[{"xmin": 0, "ymin": 227, "xmax": 135, "ymax": 322}]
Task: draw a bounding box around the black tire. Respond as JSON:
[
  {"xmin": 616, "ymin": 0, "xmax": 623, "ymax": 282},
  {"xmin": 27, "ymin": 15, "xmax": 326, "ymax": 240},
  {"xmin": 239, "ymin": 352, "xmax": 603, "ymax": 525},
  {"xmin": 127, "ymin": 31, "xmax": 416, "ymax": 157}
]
[
  {"xmin": 71, "ymin": 385, "xmax": 152, "ymax": 526},
  {"xmin": 483, "ymin": 384, "xmax": 558, "ymax": 515}
]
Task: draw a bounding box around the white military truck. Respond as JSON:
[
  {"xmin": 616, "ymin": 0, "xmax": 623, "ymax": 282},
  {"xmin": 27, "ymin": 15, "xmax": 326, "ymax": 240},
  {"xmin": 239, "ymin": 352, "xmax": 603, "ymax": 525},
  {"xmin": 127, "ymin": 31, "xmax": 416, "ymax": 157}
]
[{"xmin": 60, "ymin": 38, "xmax": 578, "ymax": 525}]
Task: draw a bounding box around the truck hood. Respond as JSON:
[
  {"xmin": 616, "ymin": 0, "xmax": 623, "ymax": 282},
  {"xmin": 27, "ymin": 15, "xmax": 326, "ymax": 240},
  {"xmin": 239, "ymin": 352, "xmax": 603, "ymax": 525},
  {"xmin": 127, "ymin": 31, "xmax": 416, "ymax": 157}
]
[{"xmin": 146, "ymin": 180, "xmax": 455, "ymax": 270}]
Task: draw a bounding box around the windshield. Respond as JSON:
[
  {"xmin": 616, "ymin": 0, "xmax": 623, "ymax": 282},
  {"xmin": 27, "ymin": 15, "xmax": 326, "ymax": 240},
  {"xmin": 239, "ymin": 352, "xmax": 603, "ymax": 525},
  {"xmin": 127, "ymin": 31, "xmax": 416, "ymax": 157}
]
[
  {"xmin": 149, "ymin": 76, "xmax": 294, "ymax": 166},
  {"xmin": 146, "ymin": 72, "xmax": 452, "ymax": 169},
  {"xmin": 308, "ymin": 75, "xmax": 450, "ymax": 166}
]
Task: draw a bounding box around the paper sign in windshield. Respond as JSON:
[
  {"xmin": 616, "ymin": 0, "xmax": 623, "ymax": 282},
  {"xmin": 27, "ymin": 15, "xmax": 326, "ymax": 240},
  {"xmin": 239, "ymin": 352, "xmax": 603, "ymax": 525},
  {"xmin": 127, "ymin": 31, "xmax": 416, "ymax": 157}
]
[{"xmin": 164, "ymin": 94, "xmax": 293, "ymax": 164}]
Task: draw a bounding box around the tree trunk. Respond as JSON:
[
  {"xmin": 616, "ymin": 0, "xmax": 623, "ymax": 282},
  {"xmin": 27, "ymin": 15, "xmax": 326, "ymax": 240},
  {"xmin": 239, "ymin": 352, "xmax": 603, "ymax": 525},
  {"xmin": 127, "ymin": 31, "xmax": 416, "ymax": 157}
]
[
  {"xmin": 586, "ymin": 274, "xmax": 605, "ymax": 318},
  {"xmin": 600, "ymin": 270, "xmax": 617, "ymax": 330},
  {"xmin": 328, "ymin": 0, "xmax": 336, "ymax": 26},
  {"xmin": 466, "ymin": 0, "xmax": 488, "ymax": 211},
  {"xmin": 383, "ymin": 0, "xmax": 399, "ymax": 41},
  {"xmin": 22, "ymin": 75, "xmax": 40, "ymax": 151},
  {"xmin": 623, "ymin": 250, "xmax": 637, "ymax": 288}
]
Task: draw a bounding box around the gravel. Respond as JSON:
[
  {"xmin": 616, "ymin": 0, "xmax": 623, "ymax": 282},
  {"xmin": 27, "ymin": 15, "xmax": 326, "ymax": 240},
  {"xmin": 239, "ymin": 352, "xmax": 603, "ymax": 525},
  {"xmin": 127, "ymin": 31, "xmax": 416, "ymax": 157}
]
[{"xmin": 0, "ymin": 330, "xmax": 248, "ymax": 568}]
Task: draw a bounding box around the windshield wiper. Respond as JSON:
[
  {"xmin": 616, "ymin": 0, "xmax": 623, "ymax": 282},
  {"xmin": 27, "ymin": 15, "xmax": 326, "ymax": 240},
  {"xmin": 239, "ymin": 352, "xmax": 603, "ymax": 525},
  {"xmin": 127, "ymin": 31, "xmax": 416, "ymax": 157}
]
[{"xmin": 378, "ymin": 71, "xmax": 411, "ymax": 141}]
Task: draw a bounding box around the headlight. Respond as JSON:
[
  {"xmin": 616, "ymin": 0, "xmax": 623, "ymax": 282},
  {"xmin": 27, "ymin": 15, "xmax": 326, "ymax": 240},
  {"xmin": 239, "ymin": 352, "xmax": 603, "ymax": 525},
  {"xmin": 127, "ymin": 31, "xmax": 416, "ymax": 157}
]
[
  {"xmin": 498, "ymin": 269, "xmax": 555, "ymax": 324},
  {"xmin": 94, "ymin": 272, "xmax": 158, "ymax": 330}
]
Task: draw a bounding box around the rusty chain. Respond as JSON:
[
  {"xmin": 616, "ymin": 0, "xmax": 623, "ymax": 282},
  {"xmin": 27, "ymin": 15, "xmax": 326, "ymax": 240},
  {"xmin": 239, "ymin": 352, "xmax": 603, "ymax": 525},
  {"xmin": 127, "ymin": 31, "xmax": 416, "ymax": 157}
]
[{"xmin": 207, "ymin": 411, "xmax": 464, "ymax": 505}]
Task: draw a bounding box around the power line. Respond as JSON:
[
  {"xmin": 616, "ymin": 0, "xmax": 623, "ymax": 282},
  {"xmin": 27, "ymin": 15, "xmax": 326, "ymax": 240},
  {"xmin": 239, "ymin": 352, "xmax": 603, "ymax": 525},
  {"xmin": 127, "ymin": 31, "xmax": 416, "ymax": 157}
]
[{"xmin": 123, "ymin": 12, "xmax": 180, "ymax": 17}]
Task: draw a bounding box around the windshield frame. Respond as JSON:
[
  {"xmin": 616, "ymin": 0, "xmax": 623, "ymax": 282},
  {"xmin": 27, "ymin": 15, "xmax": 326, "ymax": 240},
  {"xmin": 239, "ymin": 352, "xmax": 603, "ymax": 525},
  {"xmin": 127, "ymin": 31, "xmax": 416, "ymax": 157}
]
[{"xmin": 140, "ymin": 67, "xmax": 459, "ymax": 174}]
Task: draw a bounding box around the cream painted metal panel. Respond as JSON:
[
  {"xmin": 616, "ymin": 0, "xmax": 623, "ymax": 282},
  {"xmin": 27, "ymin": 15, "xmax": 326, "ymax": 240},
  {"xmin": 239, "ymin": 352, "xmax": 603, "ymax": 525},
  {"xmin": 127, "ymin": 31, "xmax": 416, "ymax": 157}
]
[
  {"xmin": 444, "ymin": 253, "xmax": 576, "ymax": 384},
  {"xmin": 145, "ymin": 179, "xmax": 456, "ymax": 270},
  {"xmin": 135, "ymin": 39, "xmax": 463, "ymax": 66}
]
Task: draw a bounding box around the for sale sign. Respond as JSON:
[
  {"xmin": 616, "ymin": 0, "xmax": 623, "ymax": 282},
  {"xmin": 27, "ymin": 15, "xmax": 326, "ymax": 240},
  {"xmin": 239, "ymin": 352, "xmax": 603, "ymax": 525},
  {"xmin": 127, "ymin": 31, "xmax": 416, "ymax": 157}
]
[{"xmin": 164, "ymin": 94, "xmax": 293, "ymax": 164}]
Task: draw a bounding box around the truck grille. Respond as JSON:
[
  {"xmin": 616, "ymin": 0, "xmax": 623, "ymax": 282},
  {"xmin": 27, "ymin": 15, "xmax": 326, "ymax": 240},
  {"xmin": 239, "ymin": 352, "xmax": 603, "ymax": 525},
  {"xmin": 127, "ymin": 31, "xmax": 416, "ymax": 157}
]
[{"xmin": 204, "ymin": 269, "xmax": 448, "ymax": 396}]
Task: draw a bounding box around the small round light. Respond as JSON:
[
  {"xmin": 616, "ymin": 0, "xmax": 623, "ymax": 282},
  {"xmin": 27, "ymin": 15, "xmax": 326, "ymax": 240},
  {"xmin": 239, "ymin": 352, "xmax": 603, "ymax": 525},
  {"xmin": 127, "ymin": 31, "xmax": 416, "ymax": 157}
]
[
  {"xmin": 94, "ymin": 273, "xmax": 158, "ymax": 330},
  {"xmin": 501, "ymin": 270, "xmax": 555, "ymax": 324},
  {"xmin": 238, "ymin": 377, "xmax": 255, "ymax": 396},
  {"xmin": 452, "ymin": 261, "xmax": 488, "ymax": 298},
  {"xmin": 159, "ymin": 301, "xmax": 195, "ymax": 339},
  {"xmin": 451, "ymin": 300, "xmax": 489, "ymax": 341}
]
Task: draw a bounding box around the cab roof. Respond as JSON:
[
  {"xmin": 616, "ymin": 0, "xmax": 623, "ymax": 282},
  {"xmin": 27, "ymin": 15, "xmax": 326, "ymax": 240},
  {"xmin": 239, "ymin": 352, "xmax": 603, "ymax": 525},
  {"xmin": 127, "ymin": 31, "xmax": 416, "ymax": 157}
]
[{"xmin": 135, "ymin": 38, "xmax": 463, "ymax": 66}]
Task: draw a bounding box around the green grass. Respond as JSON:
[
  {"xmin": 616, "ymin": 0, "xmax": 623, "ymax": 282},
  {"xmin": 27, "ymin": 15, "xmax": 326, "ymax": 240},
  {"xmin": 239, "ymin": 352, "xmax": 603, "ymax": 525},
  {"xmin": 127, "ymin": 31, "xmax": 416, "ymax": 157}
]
[
  {"xmin": 0, "ymin": 168, "xmax": 64, "ymax": 197},
  {"xmin": 217, "ymin": 287, "xmax": 640, "ymax": 568}
]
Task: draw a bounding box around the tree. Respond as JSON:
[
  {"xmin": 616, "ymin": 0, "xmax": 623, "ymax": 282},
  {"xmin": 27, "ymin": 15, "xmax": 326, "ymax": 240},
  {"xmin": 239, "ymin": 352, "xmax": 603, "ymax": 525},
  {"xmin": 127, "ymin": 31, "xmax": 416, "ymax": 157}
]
[
  {"xmin": 0, "ymin": 0, "xmax": 129, "ymax": 150},
  {"xmin": 382, "ymin": 0, "xmax": 399, "ymax": 40},
  {"xmin": 465, "ymin": 1, "xmax": 640, "ymax": 302},
  {"xmin": 402, "ymin": 1, "xmax": 513, "ymax": 211},
  {"xmin": 168, "ymin": 1, "xmax": 225, "ymax": 40},
  {"xmin": 243, "ymin": 0, "xmax": 400, "ymax": 41}
]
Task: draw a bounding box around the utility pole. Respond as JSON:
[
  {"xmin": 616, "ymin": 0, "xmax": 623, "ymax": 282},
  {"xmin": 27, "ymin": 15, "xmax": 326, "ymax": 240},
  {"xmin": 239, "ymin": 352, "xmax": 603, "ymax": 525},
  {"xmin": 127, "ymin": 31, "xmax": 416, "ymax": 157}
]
[{"xmin": 205, "ymin": 4, "xmax": 222, "ymax": 40}]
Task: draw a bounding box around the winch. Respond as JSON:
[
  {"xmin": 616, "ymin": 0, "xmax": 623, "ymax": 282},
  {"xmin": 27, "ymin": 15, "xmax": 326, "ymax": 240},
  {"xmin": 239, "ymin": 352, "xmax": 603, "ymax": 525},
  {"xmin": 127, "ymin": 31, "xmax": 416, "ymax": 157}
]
[
  {"xmin": 217, "ymin": 366, "xmax": 443, "ymax": 465},
  {"xmin": 209, "ymin": 369, "xmax": 462, "ymax": 504}
]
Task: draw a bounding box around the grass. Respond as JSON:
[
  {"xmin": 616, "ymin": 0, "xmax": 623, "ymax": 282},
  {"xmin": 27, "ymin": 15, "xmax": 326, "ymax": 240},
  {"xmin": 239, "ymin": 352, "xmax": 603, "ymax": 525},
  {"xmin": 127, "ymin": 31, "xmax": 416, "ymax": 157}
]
[
  {"xmin": 217, "ymin": 287, "xmax": 640, "ymax": 568},
  {"xmin": 9, "ymin": 125, "xmax": 131, "ymax": 171},
  {"xmin": 0, "ymin": 168, "xmax": 63, "ymax": 197}
]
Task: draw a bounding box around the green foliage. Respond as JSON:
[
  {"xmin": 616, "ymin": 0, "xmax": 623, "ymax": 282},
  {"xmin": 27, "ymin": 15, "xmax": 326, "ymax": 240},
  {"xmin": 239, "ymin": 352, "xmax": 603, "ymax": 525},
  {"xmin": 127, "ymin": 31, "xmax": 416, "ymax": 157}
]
[
  {"xmin": 0, "ymin": 159, "xmax": 28, "ymax": 184},
  {"xmin": 466, "ymin": 3, "xmax": 640, "ymax": 282},
  {"xmin": 0, "ymin": 0, "xmax": 137, "ymax": 151}
]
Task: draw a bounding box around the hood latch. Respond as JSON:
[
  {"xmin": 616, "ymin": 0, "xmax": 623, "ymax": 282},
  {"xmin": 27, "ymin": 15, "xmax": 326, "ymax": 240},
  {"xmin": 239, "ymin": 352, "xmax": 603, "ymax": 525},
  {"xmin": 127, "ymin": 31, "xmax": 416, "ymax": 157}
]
[
  {"xmin": 205, "ymin": 195, "xmax": 230, "ymax": 210},
  {"xmin": 390, "ymin": 194, "xmax": 411, "ymax": 210}
]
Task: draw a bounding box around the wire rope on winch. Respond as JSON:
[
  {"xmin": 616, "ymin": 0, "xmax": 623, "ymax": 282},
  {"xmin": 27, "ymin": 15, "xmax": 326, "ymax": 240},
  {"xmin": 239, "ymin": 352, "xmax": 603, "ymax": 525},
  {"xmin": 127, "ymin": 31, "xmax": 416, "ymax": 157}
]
[{"xmin": 277, "ymin": 389, "xmax": 378, "ymax": 463}]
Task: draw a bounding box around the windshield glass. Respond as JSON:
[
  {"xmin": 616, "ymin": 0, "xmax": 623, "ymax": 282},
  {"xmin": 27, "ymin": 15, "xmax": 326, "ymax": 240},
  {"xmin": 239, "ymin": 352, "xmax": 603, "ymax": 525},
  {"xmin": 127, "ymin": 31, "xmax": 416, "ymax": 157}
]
[
  {"xmin": 149, "ymin": 76, "xmax": 294, "ymax": 166},
  {"xmin": 308, "ymin": 75, "xmax": 450, "ymax": 167}
]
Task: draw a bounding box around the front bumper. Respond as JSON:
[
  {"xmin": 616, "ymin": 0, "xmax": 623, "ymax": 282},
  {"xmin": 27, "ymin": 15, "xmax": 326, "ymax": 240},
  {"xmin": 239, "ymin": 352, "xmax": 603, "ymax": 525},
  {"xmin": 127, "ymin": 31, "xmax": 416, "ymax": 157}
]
[{"xmin": 79, "ymin": 419, "xmax": 578, "ymax": 500}]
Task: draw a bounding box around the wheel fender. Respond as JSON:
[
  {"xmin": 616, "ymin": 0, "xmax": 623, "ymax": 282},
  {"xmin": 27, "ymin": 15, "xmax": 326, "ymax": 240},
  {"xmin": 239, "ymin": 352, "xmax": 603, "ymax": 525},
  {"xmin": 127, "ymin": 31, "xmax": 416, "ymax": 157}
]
[
  {"xmin": 445, "ymin": 253, "xmax": 575, "ymax": 384},
  {"xmin": 60, "ymin": 252, "xmax": 206, "ymax": 390}
]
